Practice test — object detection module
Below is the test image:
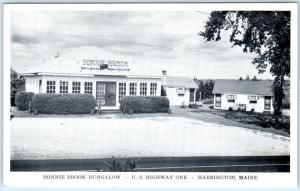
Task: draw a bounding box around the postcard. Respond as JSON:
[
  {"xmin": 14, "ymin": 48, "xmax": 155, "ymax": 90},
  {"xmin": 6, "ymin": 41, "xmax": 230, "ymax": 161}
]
[{"xmin": 3, "ymin": 3, "xmax": 298, "ymax": 187}]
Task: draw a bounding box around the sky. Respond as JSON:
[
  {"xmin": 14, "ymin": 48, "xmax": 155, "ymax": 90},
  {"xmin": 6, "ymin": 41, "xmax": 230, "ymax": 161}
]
[{"xmin": 11, "ymin": 11, "xmax": 273, "ymax": 79}]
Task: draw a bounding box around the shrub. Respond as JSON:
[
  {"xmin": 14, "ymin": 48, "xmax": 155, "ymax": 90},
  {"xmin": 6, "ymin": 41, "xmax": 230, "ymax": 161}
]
[
  {"xmin": 31, "ymin": 93, "xmax": 96, "ymax": 114},
  {"xmin": 15, "ymin": 91, "xmax": 34, "ymax": 110},
  {"xmin": 147, "ymin": 96, "xmax": 169, "ymax": 112},
  {"xmin": 189, "ymin": 104, "xmax": 198, "ymax": 109},
  {"xmin": 209, "ymin": 105, "xmax": 214, "ymax": 110},
  {"xmin": 103, "ymin": 158, "xmax": 136, "ymax": 172},
  {"xmin": 11, "ymin": 72, "xmax": 25, "ymax": 106},
  {"xmin": 120, "ymin": 96, "xmax": 169, "ymax": 114}
]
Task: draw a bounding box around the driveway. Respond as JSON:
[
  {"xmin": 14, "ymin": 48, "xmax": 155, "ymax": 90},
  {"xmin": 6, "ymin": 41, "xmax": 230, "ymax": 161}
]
[{"xmin": 11, "ymin": 116, "xmax": 290, "ymax": 160}]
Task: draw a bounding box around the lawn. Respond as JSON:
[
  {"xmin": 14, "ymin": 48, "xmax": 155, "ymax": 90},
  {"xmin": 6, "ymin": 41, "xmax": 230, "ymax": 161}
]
[
  {"xmin": 172, "ymin": 106, "xmax": 290, "ymax": 136},
  {"xmin": 11, "ymin": 116, "xmax": 290, "ymax": 160}
]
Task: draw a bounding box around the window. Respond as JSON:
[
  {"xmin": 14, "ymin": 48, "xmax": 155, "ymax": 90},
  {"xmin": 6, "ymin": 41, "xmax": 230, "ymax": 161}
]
[
  {"xmin": 248, "ymin": 95, "xmax": 258, "ymax": 101},
  {"xmin": 248, "ymin": 95, "xmax": 258, "ymax": 104},
  {"xmin": 140, "ymin": 83, "xmax": 147, "ymax": 96},
  {"xmin": 46, "ymin": 81, "xmax": 56, "ymax": 94},
  {"xmin": 227, "ymin": 94, "xmax": 235, "ymax": 100},
  {"xmin": 84, "ymin": 82, "xmax": 93, "ymax": 94},
  {"xmin": 97, "ymin": 83, "xmax": 105, "ymax": 97},
  {"xmin": 215, "ymin": 94, "xmax": 221, "ymax": 107},
  {"xmin": 72, "ymin": 81, "xmax": 81, "ymax": 93},
  {"xmin": 119, "ymin": 83, "xmax": 126, "ymax": 102},
  {"xmin": 59, "ymin": 81, "xmax": 68, "ymax": 93},
  {"xmin": 177, "ymin": 87, "xmax": 185, "ymax": 96},
  {"xmin": 264, "ymin": 96, "xmax": 271, "ymax": 110},
  {"xmin": 129, "ymin": 83, "xmax": 137, "ymax": 95},
  {"xmin": 150, "ymin": 83, "xmax": 157, "ymax": 96},
  {"xmin": 226, "ymin": 94, "xmax": 236, "ymax": 103}
]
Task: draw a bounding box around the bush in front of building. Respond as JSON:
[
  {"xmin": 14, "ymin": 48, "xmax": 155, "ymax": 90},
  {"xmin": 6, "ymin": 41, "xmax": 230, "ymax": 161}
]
[
  {"xmin": 15, "ymin": 91, "xmax": 35, "ymax": 111},
  {"xmin": 120, "ymin": 96, "xmax": 170, "ymax": 114},
  {"xmin": 31, "ymin": 93, "xmax": 96, "ymax": 114},
  {"xmin": 120, "ymin": 96, "xmax": 153, "ymax": 114}
]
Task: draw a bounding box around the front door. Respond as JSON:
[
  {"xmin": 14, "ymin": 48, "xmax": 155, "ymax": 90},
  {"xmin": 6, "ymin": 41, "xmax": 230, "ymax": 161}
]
[
  {"xmin": 96, "ymin": 82, "xmax": 116, "ymax": 106},
  {"xmin": 264, "ymin": 96, "xmax": 271, "ymax": 110},
  {"xmin": 189, "ymin": 89, "xmax": 195, "ymax": 102},
  {"xmin": 215, "ymin": 94, "xmax": 221, "ymax": 108}
]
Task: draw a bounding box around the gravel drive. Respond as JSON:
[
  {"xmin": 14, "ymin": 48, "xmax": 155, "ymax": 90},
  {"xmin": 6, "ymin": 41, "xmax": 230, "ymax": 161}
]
[{"xmin": 11, "ymin": 117, "xmax": 290, "ymax": 160}]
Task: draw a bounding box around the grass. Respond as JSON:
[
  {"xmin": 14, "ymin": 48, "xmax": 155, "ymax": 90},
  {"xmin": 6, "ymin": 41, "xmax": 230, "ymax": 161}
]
[
  {"xmin": 222, "ymin": 111, "xmax": 290, "ymax": 130},
  {"xmin": 189, "ymin": 109, "xmax": 290, "ymax": 135},
  {"xmin": 169, "ymin": 107, "xmax": 289, "ymax": 137}
]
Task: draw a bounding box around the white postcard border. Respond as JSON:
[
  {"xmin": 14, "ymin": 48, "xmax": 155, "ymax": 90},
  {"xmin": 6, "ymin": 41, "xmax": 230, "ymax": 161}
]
[{"xmin": 3, "ymin": 3, "xmax": 298, "ymax": 187}]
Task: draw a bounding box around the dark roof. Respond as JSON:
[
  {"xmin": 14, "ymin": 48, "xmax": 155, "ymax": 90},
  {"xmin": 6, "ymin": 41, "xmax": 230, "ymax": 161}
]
[
  {"xmin": 163, "ymin": 76, "xmax": 198, "ymax": 89},
  {"xmin": 212, "ymin": 80, "xmax": 273, "ymax": 96}
]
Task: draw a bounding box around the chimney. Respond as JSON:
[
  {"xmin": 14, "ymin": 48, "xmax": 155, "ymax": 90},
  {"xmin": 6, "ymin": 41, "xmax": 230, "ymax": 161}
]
[{"xmin": 162, "ymin": 70, "xmax": 167, "ymax": 85}]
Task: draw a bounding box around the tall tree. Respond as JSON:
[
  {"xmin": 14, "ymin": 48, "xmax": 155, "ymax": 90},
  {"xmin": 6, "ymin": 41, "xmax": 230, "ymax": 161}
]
[
  {"xmin": 200, "ymin": 11, "xmax": 290, "ymax": 116},
  {"xmin": 11, "ymin": 68, "xmax": 25, "ymax": 106},
  {"xmin": 194, "ymin": 79, "xmax": 215, "ymax": 100}
]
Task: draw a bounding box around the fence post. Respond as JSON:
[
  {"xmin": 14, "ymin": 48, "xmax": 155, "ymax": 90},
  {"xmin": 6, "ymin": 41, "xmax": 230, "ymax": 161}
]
[{"xmin": 97, "ymin": 100, "xmax": 101, "ymax": 116}]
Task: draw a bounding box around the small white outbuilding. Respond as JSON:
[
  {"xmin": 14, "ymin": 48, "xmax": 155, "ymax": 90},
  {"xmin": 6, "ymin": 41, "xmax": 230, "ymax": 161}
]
[
  {"xmin": 162, "ymin": 72, "xmax": 198, "ymax": 106},
  {"xmin": 212, "ymin": 79, "xmax": 274, "ymax": 113}
]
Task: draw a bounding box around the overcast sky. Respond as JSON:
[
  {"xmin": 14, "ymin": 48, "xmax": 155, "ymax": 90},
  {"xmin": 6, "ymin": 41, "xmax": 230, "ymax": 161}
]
[{"xmin": 11, "ymin": 11, "xmax": 273, "ymax": 79}]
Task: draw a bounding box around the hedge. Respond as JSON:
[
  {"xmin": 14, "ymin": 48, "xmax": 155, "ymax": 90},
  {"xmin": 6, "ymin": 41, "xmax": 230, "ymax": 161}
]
[
  {"xmin": 15, "ymin": 91, "xmax": 35, "ymax": 110},
  {"xmin": 31, "ymin": 93, "xmax": 96, "ymax": 114},
  {"xmin": 120, "ymin": 96, "xmax": 169, "ymax": 114}
]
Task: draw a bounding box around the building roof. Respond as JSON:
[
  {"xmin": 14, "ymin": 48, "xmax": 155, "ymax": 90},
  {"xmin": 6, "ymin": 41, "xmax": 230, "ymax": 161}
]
[
  {"xmin": 21, "ymin": 46, "xmax": 163, "ymax": 78},
  {"xmin": 212, "ymin": 79, "xmax": 273, "ymax": 96},
  {"xmin": 163, "ymin": 76, "xmax": 198, "ymax": 89}
]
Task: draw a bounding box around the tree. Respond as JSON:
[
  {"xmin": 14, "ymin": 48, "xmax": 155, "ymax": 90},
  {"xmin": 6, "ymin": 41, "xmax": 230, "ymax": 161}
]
[
  {"xmin": 252, "ymin": 75, "xmax": 258, "ymax": 81},
  {"xmin": 194, "ymin": 79, "xmax": 215, "ymax": 100},
  {"xmin": 161, "ymin": 86, "xmax": 167, "ymax": 96},
  {"xmin": 11, "ymin": 68, "xmax": 25, "ymax": 106},
  {"xmin": 246, "ymin": 74, "xmax": 250, "ymax": 81},
  {"xmin": 200, "ymin": 11, "xmax": 290, "ymax": 116}
]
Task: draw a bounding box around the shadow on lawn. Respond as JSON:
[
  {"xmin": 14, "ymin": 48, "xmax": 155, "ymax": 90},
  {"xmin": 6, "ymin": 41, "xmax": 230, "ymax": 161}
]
[{"xmin": 199, "ymin": 110, "xmax": 290, "ymax": 133}]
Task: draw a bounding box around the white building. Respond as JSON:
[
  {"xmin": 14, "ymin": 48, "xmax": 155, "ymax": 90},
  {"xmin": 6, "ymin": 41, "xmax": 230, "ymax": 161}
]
[
  {"xmin": 162, "ymin": 73, "xmax": 198, "ymax": 106},
  {"xmin": 212, "ymin": 80, "xmax": 274, "ymax": 113},
  {"xmin": 21, "ymin": 46, "xmax": 162, "ymax": 110}
]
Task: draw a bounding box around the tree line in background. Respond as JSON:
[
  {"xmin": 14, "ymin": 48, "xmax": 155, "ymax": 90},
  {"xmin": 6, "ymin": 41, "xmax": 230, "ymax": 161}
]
[
  {"xmin": 194, "ymin": 79, "xmax": 215, "ymax": 101},
  {"xmin": 239, "ymin": 75, "xmax": 260, "ymax": 81}
]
